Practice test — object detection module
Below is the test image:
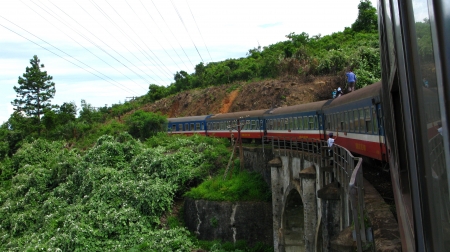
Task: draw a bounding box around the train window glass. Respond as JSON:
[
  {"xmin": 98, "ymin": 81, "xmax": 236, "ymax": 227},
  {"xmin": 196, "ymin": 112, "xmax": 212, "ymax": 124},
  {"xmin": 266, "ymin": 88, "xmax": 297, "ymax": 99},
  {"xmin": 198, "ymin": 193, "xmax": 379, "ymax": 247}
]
[
  {"xmin": 185, "ymin": 123, "xmax": 189, "ymax": 131},
  {"xmin": 285, "ymin": 118, "xmax": 289, "ymax": 130},
  {"xmin": 331, "ymin": 114, "xmax": 335, "ymax": 130},
  {"xmin": 359, "ymin": 109, "xmax": 365, "ymax": 133},
  {"xmin": 319, "ymin": 115, "xmax": 323, "ymax": 129},
  {"xmin": 246, "ymin": 120, "xmax": 250, "ymax": 130},
  {"xmin": 365, "ymin": 107, "xmax": 371, "ymax": 134},
  {"xmin": 303, "ymin": 117, "xmax": 308, "ymax": 130},
  {"xmin": 196, "ymin": 123, "xmax": 200, "ymax": 131},
  {"xmin": 270, "ymin": 119, "xmax": 274, "ymax": 130},
  {"xmin": 298, "ymin": 117, "xmax": 303, "ymax": 130},
  {"xmin": 180, "ymin": 124, "xmax": 183, "ymax": 131},
  {"xmin": 256, "ymin": 120, "xmax": 259, "ymax": 130},
  {"xmin": 289, "ymin": 117, "xmax": 293, "ymax": 130},
  {"xmin": 411, "ymin": 0, "xmax": 450, "ymax": 247},
  {"xmin": 201, "ymin": 123, "xmax": 204, "ymax": 130},
  {"xmin": 309, "ymin": 116, "xmax": 314, "ymax": 130},
  {"xmin": 251, "ymin": 120, "xmax": 256, "ymax": 130},
  {"xmin": 171, "ymin": 125, "xmax": 176, "ymax": 131},
  {"xmin": 372, "ymin": 106, "xmax": 378, "ymax": 134},
  {"xmin": 314, "ymin": 115, "xmax": 318, "ymax": 129},
  {"xmin": 190, "ymin": 123, "xmax": 195, "ymax": 131},
  {"xmin": 354, "ymin": 110, "xmax": 359, "ymax": 132},
  {"xmin": 339, "ymin": 112, "xmax": 343, "ymax": 131}
]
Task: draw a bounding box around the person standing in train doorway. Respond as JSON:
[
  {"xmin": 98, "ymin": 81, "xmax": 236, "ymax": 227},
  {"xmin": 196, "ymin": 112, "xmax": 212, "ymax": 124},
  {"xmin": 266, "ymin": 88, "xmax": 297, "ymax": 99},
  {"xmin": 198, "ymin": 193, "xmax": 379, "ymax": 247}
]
[
  {"xmin": 346, "ymin": 69, "xmax": 357, "ymax": 92},
  {"xmin": 327, "ymin": 132, "xmax": 338, "ymax": 164}
]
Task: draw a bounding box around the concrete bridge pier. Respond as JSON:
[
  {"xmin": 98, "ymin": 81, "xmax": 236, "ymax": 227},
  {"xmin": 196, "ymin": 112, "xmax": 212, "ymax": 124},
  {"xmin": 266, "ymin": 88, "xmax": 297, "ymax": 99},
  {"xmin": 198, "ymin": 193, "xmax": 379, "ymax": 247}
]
[{"xmin": 269, "ymin": 154, "xmax": 318, "ymax": 252}]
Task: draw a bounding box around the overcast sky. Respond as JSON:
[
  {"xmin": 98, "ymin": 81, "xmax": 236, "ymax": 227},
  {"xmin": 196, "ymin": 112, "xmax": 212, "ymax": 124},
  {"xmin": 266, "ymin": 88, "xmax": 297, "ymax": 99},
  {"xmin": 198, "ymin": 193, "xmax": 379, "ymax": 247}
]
[{"xmin": 0, "ymin": 0, "xmax": 378, "ymax": 124}]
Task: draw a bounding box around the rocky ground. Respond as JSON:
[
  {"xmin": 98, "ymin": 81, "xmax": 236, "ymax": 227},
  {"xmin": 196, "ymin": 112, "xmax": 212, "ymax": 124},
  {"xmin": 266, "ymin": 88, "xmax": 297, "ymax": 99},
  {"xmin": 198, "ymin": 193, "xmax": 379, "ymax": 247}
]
[{"xmin": 141, "ymin": 75, "xmax": 345, "ymax": 117}]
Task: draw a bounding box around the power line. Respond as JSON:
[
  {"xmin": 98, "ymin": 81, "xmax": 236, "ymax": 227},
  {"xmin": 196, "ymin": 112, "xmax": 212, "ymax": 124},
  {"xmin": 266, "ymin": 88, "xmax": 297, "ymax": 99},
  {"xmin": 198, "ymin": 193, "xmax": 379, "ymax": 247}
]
[
  {"xmin": 170, "ymin": 0, "xmax": 204, "ymax": 63},
  {"xmin": 0, "ymin": 17, "xmax": 140, "ymax": 96},
  {"xmin": 185, "ymin": 0, "xmax": 213, "ymax": 62}
]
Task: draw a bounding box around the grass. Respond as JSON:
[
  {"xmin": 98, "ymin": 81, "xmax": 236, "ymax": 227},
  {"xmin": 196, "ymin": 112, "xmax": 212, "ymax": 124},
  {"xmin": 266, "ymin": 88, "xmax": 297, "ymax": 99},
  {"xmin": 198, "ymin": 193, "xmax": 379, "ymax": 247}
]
[{"xmin": 184, "ymin": 168, "xmax": 271, "ymax": 202}]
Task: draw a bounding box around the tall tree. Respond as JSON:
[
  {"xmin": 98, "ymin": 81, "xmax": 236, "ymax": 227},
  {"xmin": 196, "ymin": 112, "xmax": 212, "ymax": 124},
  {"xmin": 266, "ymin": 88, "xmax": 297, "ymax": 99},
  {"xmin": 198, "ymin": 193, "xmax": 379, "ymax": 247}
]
[
  {"xmin": 12, "ymin": 55, "xmax": 56, "ymax": 121},
  {"xmin": 351, "ymin": 0, "xmax": 378, "ymax": 33}
]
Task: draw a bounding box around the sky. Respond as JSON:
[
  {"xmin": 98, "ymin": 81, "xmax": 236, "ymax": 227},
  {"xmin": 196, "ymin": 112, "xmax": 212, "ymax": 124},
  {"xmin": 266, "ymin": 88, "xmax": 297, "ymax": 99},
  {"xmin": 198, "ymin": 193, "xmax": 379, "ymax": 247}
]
[{"xmin": 0, "ymin": 0, "xmax": 378, "ymax": 124}]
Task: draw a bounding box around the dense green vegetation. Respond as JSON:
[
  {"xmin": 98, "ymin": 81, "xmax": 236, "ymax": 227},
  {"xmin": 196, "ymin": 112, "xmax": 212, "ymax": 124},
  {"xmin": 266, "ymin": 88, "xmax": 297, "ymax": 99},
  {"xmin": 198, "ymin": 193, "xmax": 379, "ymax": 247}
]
[{"xmin": 0, "ymin": 133, "xmax": 236, "ymax": 251}]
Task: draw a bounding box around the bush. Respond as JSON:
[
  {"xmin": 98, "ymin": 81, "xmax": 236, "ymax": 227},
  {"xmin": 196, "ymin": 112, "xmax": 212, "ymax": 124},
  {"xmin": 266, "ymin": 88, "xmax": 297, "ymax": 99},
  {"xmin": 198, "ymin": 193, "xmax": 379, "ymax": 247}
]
[{"xmin": 125, "ymin": 110, "xmax": 167, "ymax": 140}]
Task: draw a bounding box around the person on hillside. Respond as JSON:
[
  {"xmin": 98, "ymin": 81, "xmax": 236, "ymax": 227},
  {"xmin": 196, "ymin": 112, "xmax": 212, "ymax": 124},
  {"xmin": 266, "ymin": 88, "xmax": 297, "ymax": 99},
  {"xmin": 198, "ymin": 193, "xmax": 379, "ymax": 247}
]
[
  {"xmin": 346, "ymin": 69, "xmax": 357, "ymax": 92},
  {"xmin": 336, "ymin": 87, "xmax": 343, "ymax": 97},
  {"xmin": 332, "ymin": 89, "xmax": 337, "ymax": 99}
]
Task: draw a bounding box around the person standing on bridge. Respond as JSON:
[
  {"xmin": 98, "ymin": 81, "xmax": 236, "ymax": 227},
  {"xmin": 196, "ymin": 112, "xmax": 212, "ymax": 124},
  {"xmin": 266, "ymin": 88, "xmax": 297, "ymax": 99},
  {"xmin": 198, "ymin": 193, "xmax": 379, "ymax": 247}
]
[
  {"xmin": 327, "ymin": 132, "xmax": 338, "ymax": 160},
  {"xmin": 346, "ymin": 69, "xmax": 357, "ymax": 93}
]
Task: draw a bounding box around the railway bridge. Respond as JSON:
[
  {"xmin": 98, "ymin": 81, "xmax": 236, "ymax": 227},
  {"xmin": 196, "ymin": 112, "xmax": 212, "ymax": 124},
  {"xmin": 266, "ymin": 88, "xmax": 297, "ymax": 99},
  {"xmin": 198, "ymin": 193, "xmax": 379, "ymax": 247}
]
[{"xmin": 243, "ymin": 138, "xmax": 401, "ymax": 252}]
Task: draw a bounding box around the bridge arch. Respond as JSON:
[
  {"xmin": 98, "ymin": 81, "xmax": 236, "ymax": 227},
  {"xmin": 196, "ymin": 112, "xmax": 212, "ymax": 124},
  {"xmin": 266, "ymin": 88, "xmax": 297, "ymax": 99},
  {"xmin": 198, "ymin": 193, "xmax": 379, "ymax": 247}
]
[{"xmin": 282, "ymin": 188, "xmax": 305, "ymax": 251}]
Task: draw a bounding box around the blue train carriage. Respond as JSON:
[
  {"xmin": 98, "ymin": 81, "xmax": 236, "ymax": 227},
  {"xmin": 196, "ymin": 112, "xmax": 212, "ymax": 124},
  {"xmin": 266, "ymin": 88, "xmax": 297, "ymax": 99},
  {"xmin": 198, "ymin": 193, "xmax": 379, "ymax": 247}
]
[
  {"xmin": 167, "ymin": 115, "xmax": 211, "ymax": 136},
  {"xmin": 206, "ymin": 109, "xmax": 268, "ymax": 143},
  {"xmin": 322, "ymin": 82, "xmax": 387, "ymax": 161},
  {"xmin": 263, "ymin": 100, "xmax": 328, "ymax": 141}
]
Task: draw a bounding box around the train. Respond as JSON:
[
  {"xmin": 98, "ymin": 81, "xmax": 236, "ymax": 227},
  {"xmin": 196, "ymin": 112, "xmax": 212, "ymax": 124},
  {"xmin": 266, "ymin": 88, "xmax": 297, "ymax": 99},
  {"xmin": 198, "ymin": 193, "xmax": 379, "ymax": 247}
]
[
  {"xmin": 168, "ymin": 81, "xmax": 387, "ymax": 162},
  {"xmin": 168, "ymin": 0, "xmax": 450, "ymax": 250}
]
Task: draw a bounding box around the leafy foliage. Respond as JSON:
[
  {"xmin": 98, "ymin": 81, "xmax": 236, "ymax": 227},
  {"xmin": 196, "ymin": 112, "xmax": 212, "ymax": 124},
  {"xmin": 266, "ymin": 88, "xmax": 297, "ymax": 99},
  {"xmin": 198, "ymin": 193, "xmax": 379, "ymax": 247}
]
[
  {"xmin": 184, "ymin": 169, "xmax": 271, "ymax": 202},
  {"xmin": 124, "ymin": 110, "xmax": 167, "ymax": 140},
  {"xmin": 0, "ymin": 133, "xmax": 231, "ymax": 251}
]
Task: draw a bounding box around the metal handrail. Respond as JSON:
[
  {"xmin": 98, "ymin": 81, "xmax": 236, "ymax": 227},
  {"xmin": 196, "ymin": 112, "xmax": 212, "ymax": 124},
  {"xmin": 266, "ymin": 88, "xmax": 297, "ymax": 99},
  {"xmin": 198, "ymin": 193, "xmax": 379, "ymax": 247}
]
[{"xmin": 263, "ymin": 136, "xmax": 366, "ymax": 251}]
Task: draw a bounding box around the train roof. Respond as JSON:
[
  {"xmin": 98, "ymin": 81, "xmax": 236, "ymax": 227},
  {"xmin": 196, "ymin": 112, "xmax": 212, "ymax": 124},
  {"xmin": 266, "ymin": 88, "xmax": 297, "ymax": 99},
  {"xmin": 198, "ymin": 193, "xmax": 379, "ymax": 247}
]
[
  {"xmin": 266, "ymin": 100, "xmax": 328, "ymax": 116},
  {"xmin": 208, "ymin": 109, "xmax": 269, "ymax": 120},
  {"xmin": 323, "ymin": 81, "xmax": 382, "ymax": 109},
  {"xmin": 167, "ymin": 115, "xmax": 211, "ymax": 123}
]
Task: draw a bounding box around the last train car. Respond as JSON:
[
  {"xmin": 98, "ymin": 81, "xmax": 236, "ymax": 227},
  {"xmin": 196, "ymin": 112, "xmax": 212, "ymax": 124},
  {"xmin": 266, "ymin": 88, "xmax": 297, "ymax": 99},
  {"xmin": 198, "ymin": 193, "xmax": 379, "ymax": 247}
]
[
  {"xmin": 167, "ymin": 115, "xmax": 211, "ymax": 135},
  {"xmin": 322, "ymin": 82, "xmax": 387, "ymax": 161}
]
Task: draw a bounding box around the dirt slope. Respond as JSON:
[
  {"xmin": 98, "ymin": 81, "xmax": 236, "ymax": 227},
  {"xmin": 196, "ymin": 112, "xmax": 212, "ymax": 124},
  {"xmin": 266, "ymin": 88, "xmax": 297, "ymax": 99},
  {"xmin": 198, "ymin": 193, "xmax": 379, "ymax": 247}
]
[{"xmin": 142, "ymin": 75, "xmax": 345, "ymax": 117}]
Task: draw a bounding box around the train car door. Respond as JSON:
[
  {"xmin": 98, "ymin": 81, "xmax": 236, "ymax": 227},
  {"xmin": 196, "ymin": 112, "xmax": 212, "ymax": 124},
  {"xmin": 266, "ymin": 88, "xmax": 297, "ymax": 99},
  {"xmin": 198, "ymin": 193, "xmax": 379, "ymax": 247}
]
[
  {"xmin": 318, "ymin": 113, "xmax": 326, "ymax": 141},
  {"xmin": 376, "ymin": 104, "xmax": 386, "ymax": 161}
]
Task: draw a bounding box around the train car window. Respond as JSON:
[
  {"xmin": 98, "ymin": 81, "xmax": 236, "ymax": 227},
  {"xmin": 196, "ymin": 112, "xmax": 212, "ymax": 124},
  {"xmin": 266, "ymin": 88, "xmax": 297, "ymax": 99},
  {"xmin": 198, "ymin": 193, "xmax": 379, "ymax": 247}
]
[
  {"xmin": 359, "ymin": 109, "xmax": 365, "ymax": 133},
  {"xmin": 308, "ymin": 116, "xmax": 314, "ymax": 130},
  {"xmin": 190, "ymin": 123, "xmax": 195, "ymax": 131},
  {"xmin": 293, "ymin": 117, "xmax": 297, "ymax": 130},
  {"xmin": 354, "ymin": 110, "xmax": 359, "ymax": 132},
  {"xmin": 270, "ymin": 119, "xmax": 274, "ymax": 130},
  {"xmin": 284, "ymin": 118, "xmax": 289, "ymax": 130},
  {"xmin": 331, "ymin": 114, "xmax": 335, "ymax": 130},
  {"xmin": 314, "ymin": 115, "xmax": 318, "ymax": 129},
  {"xmin": 303, "ymin": 116, "xmax": 308, "ymax": 130},
  {"xmin": 349, "ymin": 111, "xmax": 354, "ymax": 132},
  {"xmin": 365, "ymin": 107, "xmax": 371, "ymax": 134},
  {"xmin": 338, "ymin": 112, "xmax": 343, "ymax": 131},
  {"xmin": 185, "ymin": 123, "xmax": 189, "ymax": 131},
  {"xmin": 201, "ymin": 123, "xmax": 204, "ymax": 130},
  {"xmin": 179, "ymin": 124, "xmax": 183, "ymax": 131},
  {"xmin": 298, "ymin": 117, "xmax": 303, "ymax": 130},
  {"xmin": 196, "ymin": 123, "xmax": 200, "ymax": 131},
  {"xmin": 289, "ymin": 117, "xmax": 293, "ymax": 130}
]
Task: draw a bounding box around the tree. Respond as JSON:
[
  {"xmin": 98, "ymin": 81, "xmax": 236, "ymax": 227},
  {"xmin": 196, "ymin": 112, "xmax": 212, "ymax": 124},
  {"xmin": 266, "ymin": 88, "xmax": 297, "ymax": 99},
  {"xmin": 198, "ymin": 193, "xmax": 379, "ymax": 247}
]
[
  {"xmin": 351, "ymin": 0, "xmax": 378, "ymax": 33},
  {"xmin": 12, "ymin": 55, "xmax": 56, "ymax": 121}
]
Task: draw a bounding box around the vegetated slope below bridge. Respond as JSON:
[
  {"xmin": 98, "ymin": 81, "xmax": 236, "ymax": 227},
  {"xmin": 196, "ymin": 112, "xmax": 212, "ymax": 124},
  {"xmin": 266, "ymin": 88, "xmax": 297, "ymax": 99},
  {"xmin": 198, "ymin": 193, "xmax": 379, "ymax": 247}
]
[{"xmin": 141, "ymin": 75, "xmax": 344, "ymax": 117}]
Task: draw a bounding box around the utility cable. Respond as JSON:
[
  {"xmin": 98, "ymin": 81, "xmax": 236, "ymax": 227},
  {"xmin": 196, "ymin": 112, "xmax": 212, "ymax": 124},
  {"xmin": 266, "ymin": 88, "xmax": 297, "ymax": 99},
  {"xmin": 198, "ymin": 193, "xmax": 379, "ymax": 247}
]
[
  {"xmin": 0, "ymin": 19, "xmax": 140, "ymax": 96},
  {"xmin": 185, "ymin": 0, "xmax": 213, "ymax": 62},
  {"xmin": 170, "ymin": 0, "xmax": 204, "ymax": 63}
]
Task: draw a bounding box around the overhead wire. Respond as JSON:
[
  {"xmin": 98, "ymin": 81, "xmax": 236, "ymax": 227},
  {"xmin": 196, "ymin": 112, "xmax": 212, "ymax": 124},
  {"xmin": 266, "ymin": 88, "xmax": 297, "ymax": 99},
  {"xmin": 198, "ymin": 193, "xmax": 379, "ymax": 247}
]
[
  {"xmin": 169, "ymin": 0, "xmax": 204, "ymax": 63},
  {"xmin": 150, "ymin": 0, "xmax": 196, "ymax": 70},
  {"xmin": 125, "ymin": 0, "xmax": 190, "ymax": 73},
  {"xmin": 0, "ymin": 18, "xmax": 140, "ymax": 96},
  {"xmin": 139, "ymin": 0, "xmax": 191, "ymax": 71},
  {"xmin": 74, "ymin": 0, "xmax": 165, "ymax": 85},
  {"xmin": 22, "ymin": 0, "xmax": 149, "ymax": 92},
  {"xmin": 87, "ymin": 0, "xmax": 168, "ymax": 84},
  {"xmin": 103, "ymin": 1, "xmax": 174, "ymax": 79},
  {"xmin": 46, "ymin": 0, "xmax": 163, "ymax": 87},
  {"xmin": 185, "ymin": 0, "xmax": 213, "ymax": 62}
]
